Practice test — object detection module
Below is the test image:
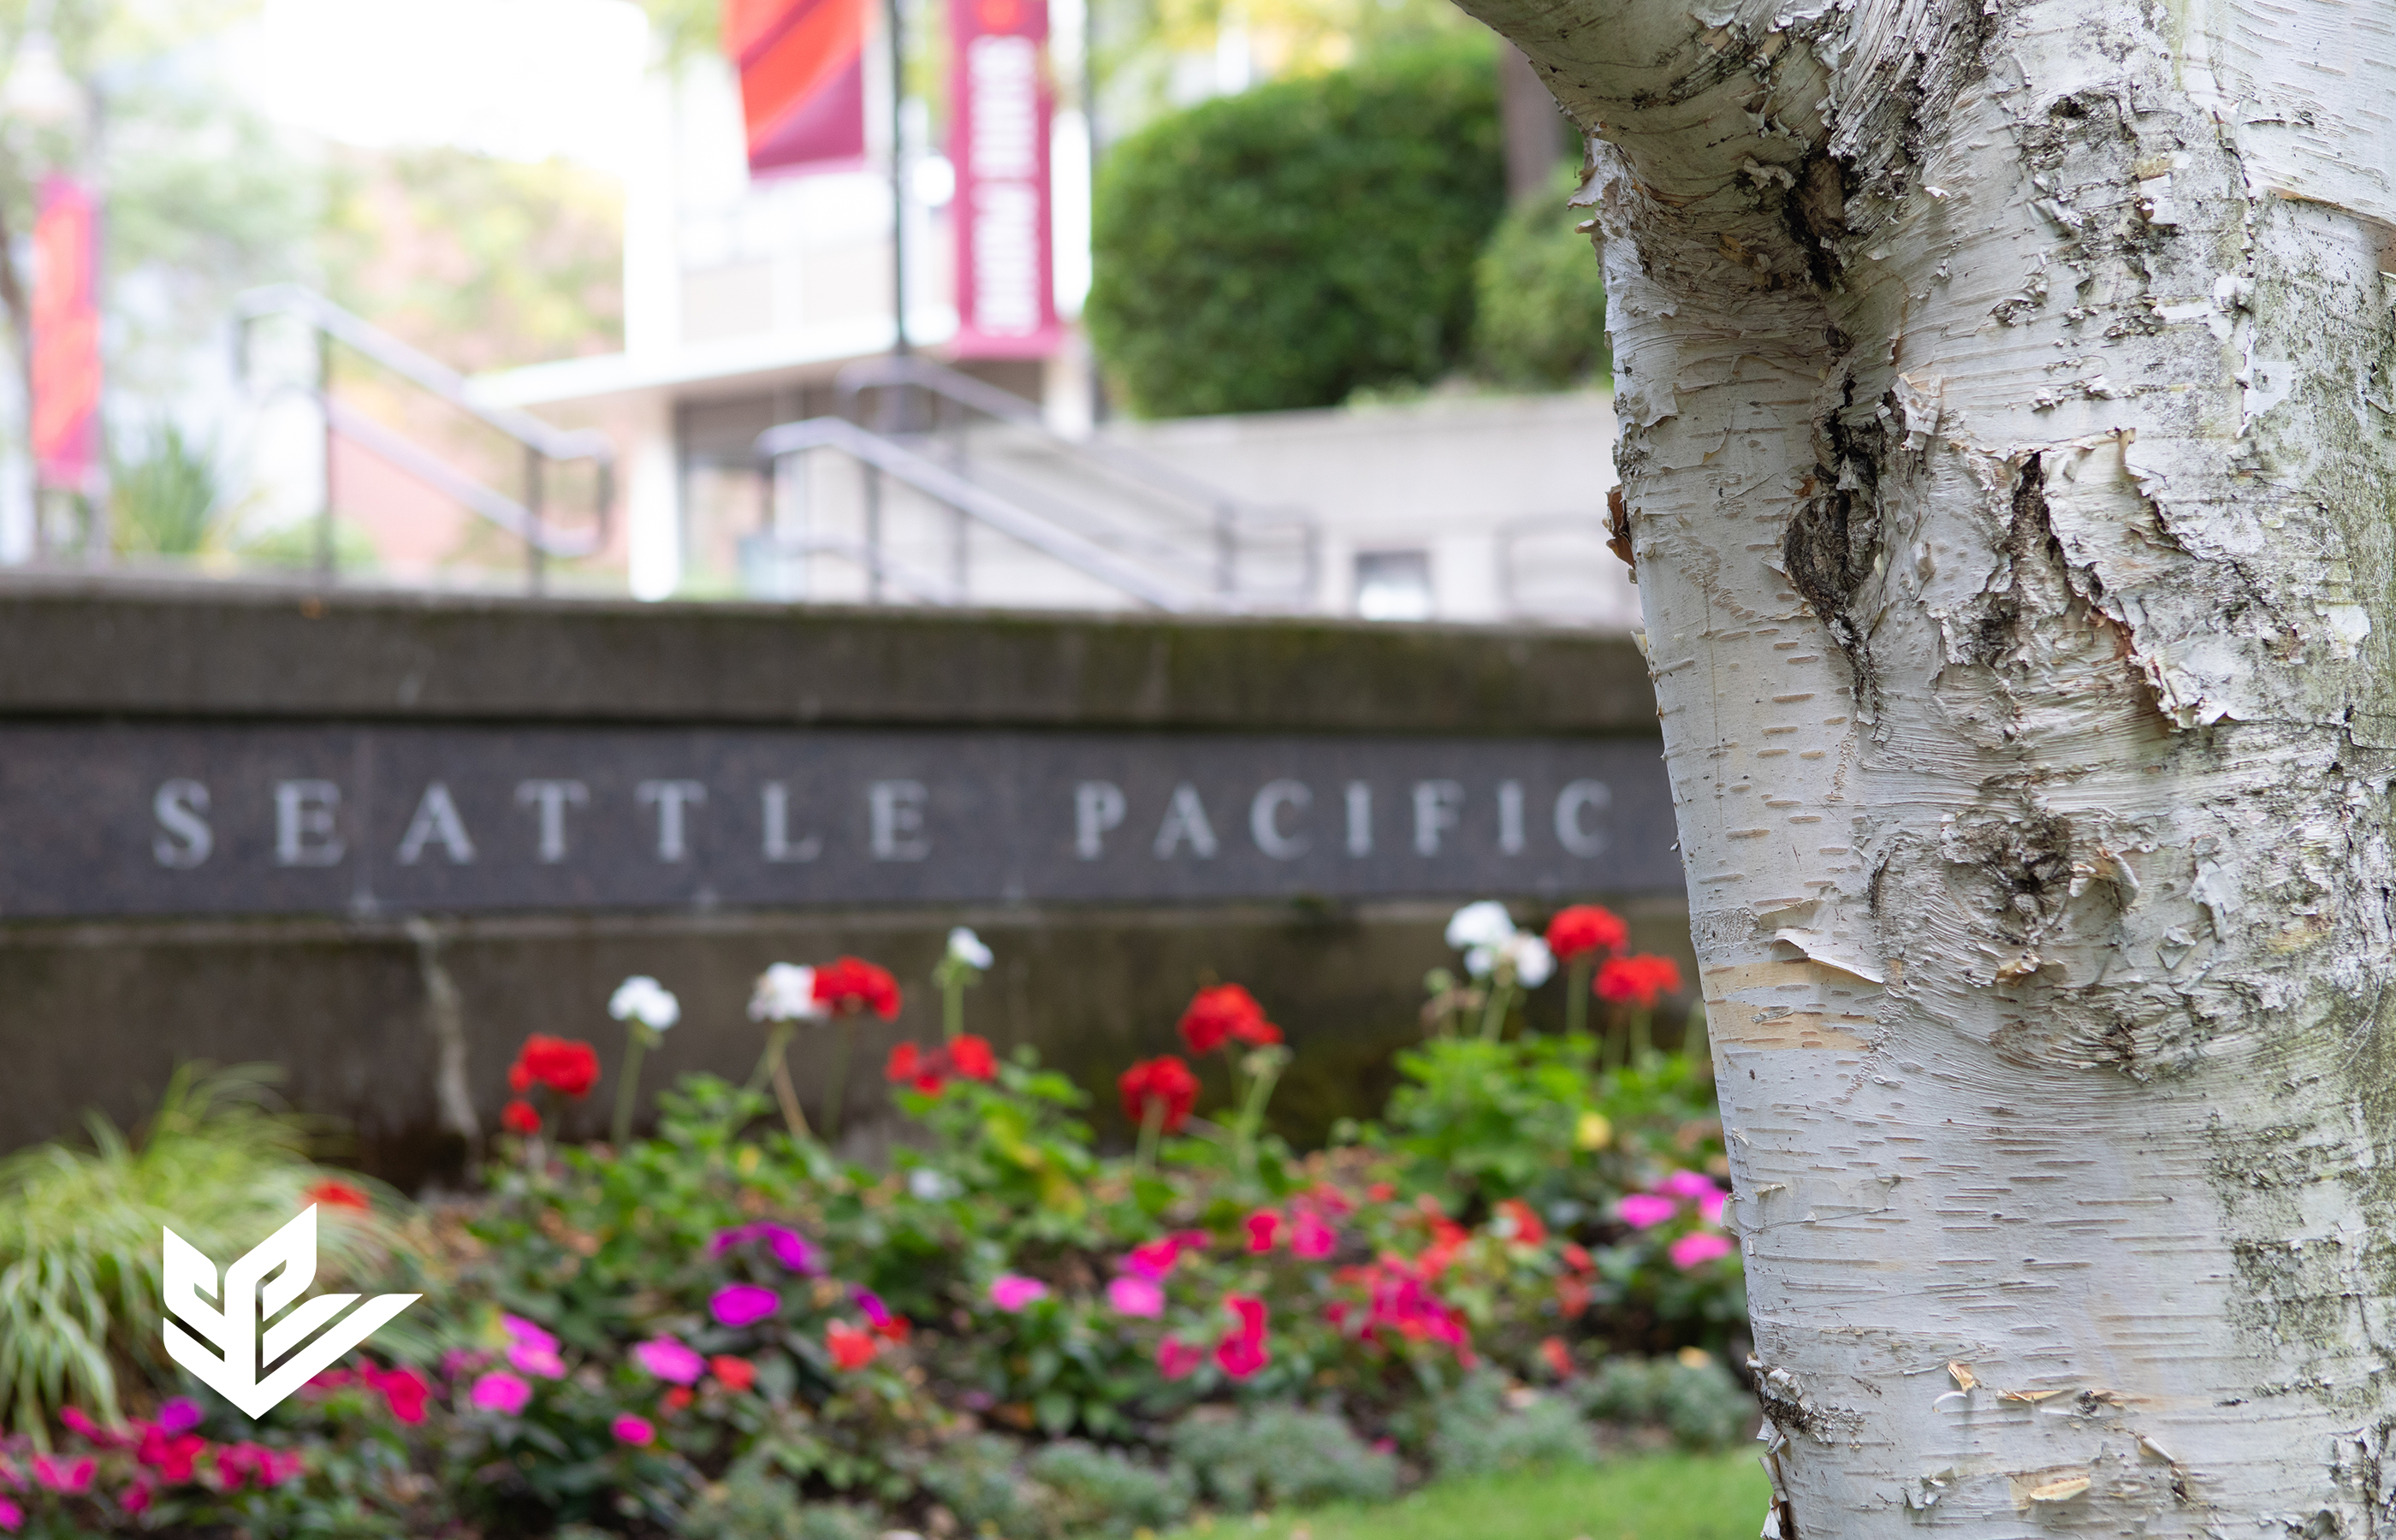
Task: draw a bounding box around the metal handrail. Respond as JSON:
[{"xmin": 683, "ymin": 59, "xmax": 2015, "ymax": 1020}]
[
  {"xmin": 232, "ymin": 284, "xmax": 614, "ymax": 588},
  {"xmin": 832, "ymin": 355, "xmax": 1320, "ymax": 598},
  {"xmin": 756, "ymin": 416, "xmax": 1205, "ymax": 613}
]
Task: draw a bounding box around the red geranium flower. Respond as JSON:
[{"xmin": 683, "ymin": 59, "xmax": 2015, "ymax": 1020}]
[
  {"xmin": 1117, "ymin": 1055, "xmax": 1200, "ymax": 1132},
  {"xmin": 887, "ymin": 1036, "xmax": 998, "ymax": 1093},
  {"xmin": 826, "ymin": 1320, "xmax": 880, "ymax": 1371},
  {"xmin": 501, "ymin": 1099, "xmax": 542, "ymax": 1136},
  {"xmin": 1545, "ymin": 904, "xmax": 1628, "ymax": 963},
  {"xmin": 305, "ymin": 1179, "xmax": 371, "ymax": 1211},
  {"xmin": 1177, "ymin": 985, "xmax": 1281, "ymax": 1056},
  {"xmin": 710, "ymin": 1355, "xmax": 756, "ymax": 1392},
  {"xmin": 1594, "ymin": 954, "xmax": 1683, "ymax": 1008},
  {"xmin": 512, "ymin": 1034, "xmax": 601, "ymax": 1099},
  {"xmin": 1495, "ymin": 1198, "xmax": 1546, "ymax": 1247},
  {"xmin": 947, "ymin": 1034, "xmax": 998, "ymax": 1081},
  {"xmin": 814, "ymin": 957, "xmax": 902, "ymax": 1019}
]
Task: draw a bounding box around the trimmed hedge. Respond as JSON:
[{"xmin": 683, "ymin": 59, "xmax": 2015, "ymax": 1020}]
[
  {"xmin": 1085, "ymin": 44, "xmax": 1503, "ymax": 418},
  {"xmin": 1472, "ymin": 164, "xmax": 1609, "ymax": 388}
]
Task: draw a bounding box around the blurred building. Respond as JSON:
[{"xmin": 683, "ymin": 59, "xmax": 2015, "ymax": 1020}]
[{"xmin": 454, "ymin": 19, "xmax": 1632, "ymax": 630}]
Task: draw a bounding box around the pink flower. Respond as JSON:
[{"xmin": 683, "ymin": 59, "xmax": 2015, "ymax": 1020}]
[
  {"xmin": 1125, "ymin": 1234, "xmax": 1201, "ymax": 1280},
  {"xmin": 1215, "ymin": 1294, "xmax": 1270, "ymax": 1380},
  {"xmin": 501, "ymin": 1314, "xmax": 558, "ymax": 1353},
  {"xmin": 710, "ymin": 1283, "xmax": 780, "ymax": 1328},
  {"xmin": 989, "ymin": 1274, "xmax": 1049, "ymax": 1312},
  {"xmin": 59, "ymin": 1407, "xmax": 110, "ymax": 1443},
  {"xmin": 1618, "ymin": 1193, "xmax": 1678, "ymax": 1229},
  {"xmin": 1107, "ymin": 1275, "xmax": 1165, "ymax": 1318},
  {"xmin": 122, "ymin": 1481, "xmax": 154, "ymax": 1515},
  {"xmin": 30, "ymin": 1454, "xmax": 94, "ymax": 1493},
  {"xmin": 1656, "ymin": 1170, "xmax": 1717, "ymax": 1202},
  {"xmin": 372, "ymin": 1365, "xmax": 431, "ymax": 1424},
  {"xmin": 508, "ymin": 1343, "xmax": 566, "ymax": 1378},
  {"xmin": 471, "ymin": 1371, "xmax": 532, "ymax": 1414},
  {"xmin": 1289, "ymin": 1209, "xmax": 1337, "ymax": 1259},
  {"xmin": 1245, "ymin": 1210, "xmax": 1282, "ymax": 1253},
  {"xmin": 852, "ymin": 1288, "xmax": 893, "ymax": 1328},
  {"xmin": 155, "ymin": 1397, "xmax": 202, "ymax": 1435},
  {"xmin": 1155, "ymin": 1336, "xmax": 1205, "ymax": 1380},
  {"xmin": 0, "ymin": 1497, "xmax": 20, "ymax": 1533},
  {"xmin": 1668, "ymin": 1231, "xmax": 1735, "ymax": 1270},
  {"xmin": 613, "ymin": 1414, "xmax": 656, "ymax": 1446},
  {"xmin": 634, "ymin": 1338, "xmax": 707, "ymax": 1384},
  {"xmin": 1697, "ymin": 1189, "xmax": 1729, "ymax": 1223}
]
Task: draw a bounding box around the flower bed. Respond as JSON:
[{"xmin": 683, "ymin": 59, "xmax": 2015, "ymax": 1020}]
[{"xmin": 0, "ymin": 909, "xmax": 1750, "ymax": 1538}]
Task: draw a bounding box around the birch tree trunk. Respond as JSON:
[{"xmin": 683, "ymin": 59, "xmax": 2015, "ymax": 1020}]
[{"xmin": 1449, "ymin": 0, "xmax": 2396, "ymax": 1528}]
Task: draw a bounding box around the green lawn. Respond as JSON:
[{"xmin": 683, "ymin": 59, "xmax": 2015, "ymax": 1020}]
[{"xmin": 1159, "ymin": 1453, "xmax": 1770, "ymax": 1540}]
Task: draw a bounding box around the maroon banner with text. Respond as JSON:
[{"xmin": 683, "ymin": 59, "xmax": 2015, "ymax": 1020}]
[
  {"xmin": 948, "ymin": 0, "xmax": 1059, "ymax": 358},
  {"xmin": 30, "ymin": 176, "xmax": 100, "ymax": 491}
]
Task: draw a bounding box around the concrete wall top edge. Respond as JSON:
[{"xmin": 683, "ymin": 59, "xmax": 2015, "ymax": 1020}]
[{"xmin": 0, "ymin": 577, "xmax": 1659, "ymax": 735}]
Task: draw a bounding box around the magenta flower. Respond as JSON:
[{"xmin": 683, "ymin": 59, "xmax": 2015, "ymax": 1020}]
[
  {"xmin": 1668, "ymin": 1231, "xmax": 1735, "ymax": 1270},
  {"xmin": 1155, "ymin": 1336, "xmax": 1205, "ymax": 1380},
  {"xmin": 1618, "ymin": 1193, "xmax": 1678, "ymax": 1229},
  {"xmin": 1124, "ymin": 1236, "xmax": 1188, "ymax": 1280},
  {"xmin": 1696, "ymin": 1188, "xmax": 1729, "ymax": 1223},
  {"xmin": 852, "ymin": 1288, "xmax": 894, "ymax": 1329},
  {"xmin": 709, "ymin": 1223, "xmax": 821, "ymax": 1275},
  {"xmin": 154, "ymin": 1396, "xmax": 203, "ymax": 1435},
  {"xmin": 1245, "ymin": 1210, "xmax": 1281, "ymax": 1253},
  {"xmin": 1289, "ymin": 1209, "xmax": 1337, "ymax": 1260},
  {"xmin": 710, "ymin": 1283, "xmax": 780, "ymax": 1328},
  {"xmin": 0, "ymin": 1496, "xmax": 22, "ymax": 1533},
  {"xmin": 501, "ymin": 1313, "xmax": 558, "ymax": 1352},
  {"xmin": 612, "ymin": 1413, "xmax": 656, "ymax": 1446},
  {"xmin": 633, "ymin": 1337, "xmax": 707, "ymax": 1384},
  {"xmin": 470, "ymin": 1371, "xmax": 532, "ymax": 1414},
  {"xmin": 989, "ymin": 1274, "xmax": 1049, "ymax": 1312},
  {"xmin": 1107, "ymin": 1275, "xmax": 1165, "ymax": 1318},
  {"xmin": 1656, "ymin": 1170, "xmax": 1719, "ymax": 1202},
  {"xmin": 30, "ymin": 1455, "xmax": 94, "ymax": 1494}
]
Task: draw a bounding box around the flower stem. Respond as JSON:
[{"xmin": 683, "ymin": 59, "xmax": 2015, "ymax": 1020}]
[
  {"xmin": 1232, "ymin": 1051, "xmax": 1286, "ymax": 1188},
  {"xmin": 942, "ymin": 977, "xmax": 964, "ymax": 1041},
  {"xmin": 1136, "ymin": 1095, "xmax": 1165, "ymax": 1172},
  {"xmin": 821, "ymin": 1016, "xmax": 857, "ymax": 1145},
  {"xmin": 1479, "ymin": 968, "xmax": 1515, "ymax": 1041},
  {"xmin": 749, "ymin": 1022, "xmax": 795, "ymax": 1093},
  {"xmin": 1629, "ymin": 1006, "xmax": 1652, "ymax": 1063},
  {"xmin": 1565, "ymin": 957, "xmax": 1592, "ymax": 1039},
  {"xmin": 612, "ymin": 1026, "xmax": 649, "ymax": 1149},
  {"xmin": 771, "ymin": 1054, "xmax": 811, "ymax": 1140}
]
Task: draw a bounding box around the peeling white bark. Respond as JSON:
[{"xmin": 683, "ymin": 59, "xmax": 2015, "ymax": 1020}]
[{"xmin": 1453, "ymin": 0, "xmax": 2396, "ymax": 1529}]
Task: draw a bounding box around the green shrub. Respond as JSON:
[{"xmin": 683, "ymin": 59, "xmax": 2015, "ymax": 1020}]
[
  {"xmin": 1171, "ymin": 1407, "xmax": 1397, "ymax": 1513},
  {"xmin": 680, "ymin": 1466, "xmax": 879, "ymax": 1540},
  {"xmin": 1471, "ymin": 165, "xmax": 1608, "ymax": 389},
  {"xmin": 110, "ymin": 421, "xmax": 232, "ymax": 556},
  {"xmin": 919, "ymin": 1434, "xmax": 1048, "ymax": 1537},
  {"xmin": 0, "ymin": 1064, "xmax": 397, "ymax": 1432},
  {"xmin": 1577, "ymin": 1354, "xmax": 1754, "ymax": 1450},
  {"xmin": 1085, "ymin": 43, "xmax": 1503, "ymax": 418},
  {"xmin": 1025, "ymin": 1439, "xmax": 1192, "ymax": 1536},
  {"xmin": 1429, "ymin": 1374, "xmax": 1598, "ymax": 1477}
]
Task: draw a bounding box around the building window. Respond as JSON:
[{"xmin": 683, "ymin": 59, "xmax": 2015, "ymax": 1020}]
[{"xmin": 1354, "ymin": 549, "xmax": 1434, "ymax": 621}]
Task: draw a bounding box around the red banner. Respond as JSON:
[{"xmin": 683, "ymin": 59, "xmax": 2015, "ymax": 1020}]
[
  {"xmin": 727, "ymin": 0, "xmax": 870, "ymax": 175},
  {"xmin": 948, "ymin": 0, "xmax": 1059, "ymax": 358},
  {"xmin": 30, "ymin": 176, "xmax": 100, "ymax": 491}
]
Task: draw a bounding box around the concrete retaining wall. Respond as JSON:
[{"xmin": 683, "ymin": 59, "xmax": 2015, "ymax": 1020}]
[{"xmin": 0, "ymin": 578, "xmax": 1679, "ymax": 1185}]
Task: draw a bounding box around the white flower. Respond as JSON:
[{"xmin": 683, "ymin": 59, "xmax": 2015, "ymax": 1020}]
[
  {"xmin": 908, "ymin": 1168, "xmax": 962, "ymax": 1201},
  {"xmin": 946, "ymin": 927, "xmax": 994, "ymax": 970},
  {"xmin": 609, "ymin": 974, "xmax": 680, "ymax": 1031},
  {"xmin": 1445, "ymin": 900, "xmax": 1517, "ymax": 952},
  {"xmin": 749, "ymin": 962, "xmax": 827, "ymax": 1022},
  {"xmin": 1504, "ymin": 934, "xmax": 1556, "ymax": 988}
]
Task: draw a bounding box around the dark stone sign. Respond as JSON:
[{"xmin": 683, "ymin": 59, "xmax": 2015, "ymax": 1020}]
[{"xmin": 0, "ymin": 724, "xmax": 1678, "ymax": 919}]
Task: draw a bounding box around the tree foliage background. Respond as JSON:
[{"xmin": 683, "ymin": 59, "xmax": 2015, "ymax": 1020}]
[{"xmin": 1083, "ymin": 41, "xmax": 1505, "ymax": 418}]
